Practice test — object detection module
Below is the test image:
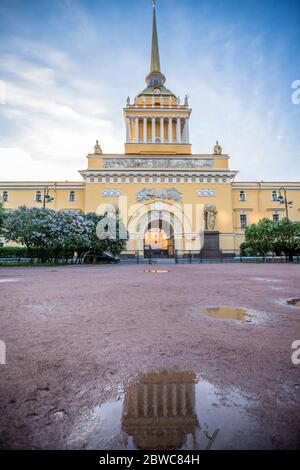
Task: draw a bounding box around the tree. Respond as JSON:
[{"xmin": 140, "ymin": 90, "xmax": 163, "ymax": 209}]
[
  {"xmin": 241, "ymin": 218, "xmax": 277, "ymax": 257},
  {"xmin": 0, "ymin": 200, "xmax": 6, "ymax": 237},
  {"xmin": 85, "ymin": 212, "xmax": 128, "ymax": 256},
  {"xmin": 3, "ymin": 206, "xmax": 129, "ymax": 263},
  {"xmin": 240, "ymin": 218, "xmax": 300, "ymax": 261},
  {"xmin": 274, "ymin": 219, "xmax": 300, "ymax": 261}
]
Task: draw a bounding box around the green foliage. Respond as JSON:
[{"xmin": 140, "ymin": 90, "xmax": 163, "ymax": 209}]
[
  {"xmin": 0, "ymin": 200, "xmax": 6, "ymax": 235},
  {"xmin": 0, "ymin": 246, "xmax": 27, "ymax": 258},
  {"xmin": 2, "ymin": 206, "xmax": 129, "ymax": 263},
  {"xmin": 242, "ymin": 218, "xmax": 300, "ymax": 261}
]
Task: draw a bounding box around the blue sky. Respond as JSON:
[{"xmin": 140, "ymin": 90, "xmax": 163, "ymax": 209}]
[{"xmin": 0, "ymin": 0, "xmax": 299, "ymax": 181}]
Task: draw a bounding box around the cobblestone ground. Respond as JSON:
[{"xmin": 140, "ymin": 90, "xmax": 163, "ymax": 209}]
[{"xmin": 0, "ymin": 264, "xmax": 299, "ymax": 449}]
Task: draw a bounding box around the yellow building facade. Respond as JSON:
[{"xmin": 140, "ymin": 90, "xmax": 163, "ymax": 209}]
[{"xmin": 1, "ymin": 2, "xmax": 300, "ymax": 256}]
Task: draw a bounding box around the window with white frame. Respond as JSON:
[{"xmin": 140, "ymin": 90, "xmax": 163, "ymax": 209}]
[
  {"xmin": 272, "ymin": 191, "xmax": 278, "ymax": 201},
  {"xmin": 239, "ymin": 190, "xmax": 246, "ymax": 201},
  {"xmin": 273, "ymin": 213, "xmax": 280, "ymax": 223},
  {"xmin": 2, "ymin": 191, "xmax": 8, "ymax": 202},
  {"xmin": 240, "ymin": 214, "xmax": 247, "ymax": 229},
  {"xmin": 69, "ymin": 191, "xmax": 76, "ymax": 202},
  {"xmin": 35, "ymin": 191, "xmax": 42, "ymax": 202}
]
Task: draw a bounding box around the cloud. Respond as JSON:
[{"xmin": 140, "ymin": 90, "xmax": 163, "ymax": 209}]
[{"xmin": 0, "ymin": 0, "xmax": 299, "ymax": 182}]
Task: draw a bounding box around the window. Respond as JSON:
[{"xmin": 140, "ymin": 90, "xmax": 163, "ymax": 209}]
[
  {"xmin": 239, "ymin": 191, "xmax": 246, "ymax": 201},
  {"xmin": 272, "ymin": 191, "xmax": 278, "ymax": 201},
  {"xmin": 273, "ymin": 213, "xmax": 280, "ymax": 223},
  {"xmin": 35, "ymin": 191, "xmax": 42, "ymax": 202},
  {"xmin": 240, "ymin": 214, "xmax": 247, "ymax": 229},
  {"xmin": 2, "ymin": 191, "xmax": 8, "ymax": 202},
  {"xmin": 69, "ymin": 191, "xmax": 76, "ymax": 202}
]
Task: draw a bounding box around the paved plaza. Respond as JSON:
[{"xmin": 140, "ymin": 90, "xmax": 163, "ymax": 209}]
[{"xmin": 0, "ymin": 264, "xmax": 299, "ymax": 449}]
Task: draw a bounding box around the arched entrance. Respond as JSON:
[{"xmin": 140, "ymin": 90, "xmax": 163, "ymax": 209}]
[{"xmin": 144, "ymin": 218, "xmax": 174, "ymax": 257}]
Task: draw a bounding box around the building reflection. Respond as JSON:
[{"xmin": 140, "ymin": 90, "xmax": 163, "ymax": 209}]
[{"xmin": 121, "ymin": 371, "xmax": 199, "ymax": 450}]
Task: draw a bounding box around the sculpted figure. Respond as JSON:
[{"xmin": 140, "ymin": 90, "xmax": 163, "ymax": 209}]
[
  {"xmin": 94, "ymin": 140, "xmax": 102, "ymax": 154},
  {"xmin": 213, "ymin": 140, "xmax": 222, "ymax": 155},
  {"xmin": 205, "ymin": 204, "xmax": 217, "ymax": 230}
]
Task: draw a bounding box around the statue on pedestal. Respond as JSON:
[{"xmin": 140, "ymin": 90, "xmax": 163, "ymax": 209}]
[{"xmin": 205, "ymin": 204, "xmax": 217, "ymax": 230}]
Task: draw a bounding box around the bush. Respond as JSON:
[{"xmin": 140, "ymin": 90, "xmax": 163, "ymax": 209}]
[{"xmin": 1, "ymin": 206, "xmax": 129, "ymax": 263}]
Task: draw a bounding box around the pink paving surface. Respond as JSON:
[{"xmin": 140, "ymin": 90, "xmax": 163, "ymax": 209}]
[{"xmin": 0, "ymin": 263, "xmax": 299, "ymax": 449}]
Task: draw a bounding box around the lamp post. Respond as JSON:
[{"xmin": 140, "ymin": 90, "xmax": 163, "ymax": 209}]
[
  {"xmin": 38, "ymin": 187, "xmax": 54, "ymax": 209},
  {"xmin": 277, "ymin": 187, "xmax": 293, "ymax": 220}
]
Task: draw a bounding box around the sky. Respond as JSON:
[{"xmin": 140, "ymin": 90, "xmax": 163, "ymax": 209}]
[{"xmin": 0, "ymin": 0, "xmax": 299, "ymax": 182}]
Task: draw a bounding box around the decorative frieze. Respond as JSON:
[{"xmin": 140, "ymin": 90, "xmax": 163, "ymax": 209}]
[
  {"xmin": 197, "ymin": 189, "xmax": 216, "ymax": 197},
  {"xmin": 102, "ymin": 189, "xmax": 122, "ymax": 197},
  {"xmin": 136, "ymin": 187, "xmax": 182, "ymax": 202},
  {"xmin": 104, "ymin": 159, "xmax": 214, "ymax": 169}
]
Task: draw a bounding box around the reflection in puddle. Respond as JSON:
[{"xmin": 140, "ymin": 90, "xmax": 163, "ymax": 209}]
[
  {"xmin": 201, "ymin": 307, "xmax": 250, "ymax": 322},
  {"xmin": 287, "ymin": 298, "xmax": 300, "ymax": 308},
  {"xmin": 144, "ymin": 270, "xmax": 169, "ymax": 273},
  {"xmin": 68, "ymin": 371, "xmax": 271, "ymax": 450}
]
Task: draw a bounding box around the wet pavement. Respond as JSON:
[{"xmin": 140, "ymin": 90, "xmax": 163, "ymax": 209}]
[
  {"xmin": 67, "ymin": 371, "xmax": 271, "ymax": 450},
  {"xmin": 0, "ymin": 264, "xmax": 300, "ymax": 449}
]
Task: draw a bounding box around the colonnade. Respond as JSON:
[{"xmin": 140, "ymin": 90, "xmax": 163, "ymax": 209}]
[{"xmin": 126, "ymin": 117, "xmax": 189, "ymax": 144}]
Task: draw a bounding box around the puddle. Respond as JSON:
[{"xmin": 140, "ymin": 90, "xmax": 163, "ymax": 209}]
[
  {"xmin": 67, "ymin": 371, "xmax": 271, "ymax": 450},
  {"xmin": 0, "ymin": 278, "xmax": 19, "ymax": 283},
  {"xmin": 144, "ymin": 270, "xmax": 169, "ymax": 273},
  {"xmin": 201, "ymin": 307, "xmax": 251, "ymax": 322},
  {"xmin": 287, "ymin": 298, "xmax": 300, "ymax": 308}
]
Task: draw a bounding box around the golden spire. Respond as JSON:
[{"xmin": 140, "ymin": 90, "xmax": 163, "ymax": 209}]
[
  {"xmin": 150, "ymin": 0, "xmax": 161, "ymax": 73},
  {"xmin": 145, "ymin": 0, "xmax": 166, "ymax": 88}
]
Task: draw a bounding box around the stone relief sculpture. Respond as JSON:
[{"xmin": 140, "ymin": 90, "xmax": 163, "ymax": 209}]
[
  {"xmin": 104, "ymin": 159, "xmax": 214, "ymax": 169},
  {"xmin": 136, "ymin": 187, "xmax": 182, "ymax": 202},
  {"xmin": 205, "ymin": 204, "xmax": 217, "ymax": 230}
]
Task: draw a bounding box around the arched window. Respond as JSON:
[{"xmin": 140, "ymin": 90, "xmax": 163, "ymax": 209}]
[
  {"xmin": 69, "ymin": 191, "xmax": 76, "ymax": 202},
  {"xmin": 35, "ymin": 191, "xmax": 42, "ymax": 202},
  {"xmin": 2, "ymin": 191, "xmax": 8, "ymax": 202},
  {"xmin": 272, "ymin": 191, "xmax": 278, "ymax": 201},
  {"xmin": 239, "ymin": 191, "xmax": 246, "ymax": 201}
]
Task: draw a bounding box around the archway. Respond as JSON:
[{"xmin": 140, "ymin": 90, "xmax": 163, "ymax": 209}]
[{"xmin": 144, "ymin": 218, "xmax": 174, "ymax": 257}]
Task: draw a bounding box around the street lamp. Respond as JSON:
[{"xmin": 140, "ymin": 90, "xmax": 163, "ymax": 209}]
[
  {"xmin": 37, "ymin": 187, "xmax": 54, "ymax": 209},
  {"xmin": 277, "ymin": 187, "xmax": 293, "ymax": 220}
]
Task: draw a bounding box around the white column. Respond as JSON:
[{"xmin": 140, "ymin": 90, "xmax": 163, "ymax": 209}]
[
  {"xmin": 160, "ymin": 96, "xmax": 163, "ymax": 108},
  {"xmin": 168, "ymin": 118, "xmax": 172, "ymax": 143},
  {"xmin": 184, "ymin": 118, "xmax": 189, "ymax": 143},
  {"xmin": 152, "ymin": 117, "xmax": 156, "ymax": 143},
  {"xmin": 143, "ymin": 117, "xmax": 147, "ymax": 143},
  {"xmin": 160, "ymin": 117, "xmax": 164, "ymax": 143},
  {"xmin": 135, "ymin": 117, "xmax": 139, "ymax": 143},
  {"xmin": 152, "ymin": 96, "xmax": 155, "ymax": 108},
  {"xmin": 176, "ymin": 118, "xmax": 181, "ymax": 143},
  {"xmin": 126, "ymin": 118, "xmax": 130, "ymax": 142}
]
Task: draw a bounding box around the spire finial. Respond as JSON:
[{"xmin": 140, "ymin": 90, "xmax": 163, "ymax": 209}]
[
  {"xmin": 150, "ymin": 0, "xmax": 160, "ymax": 72},
  {"xmin": 145, "ymin": 0, "xmax": 166, "ymax": 87}
]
